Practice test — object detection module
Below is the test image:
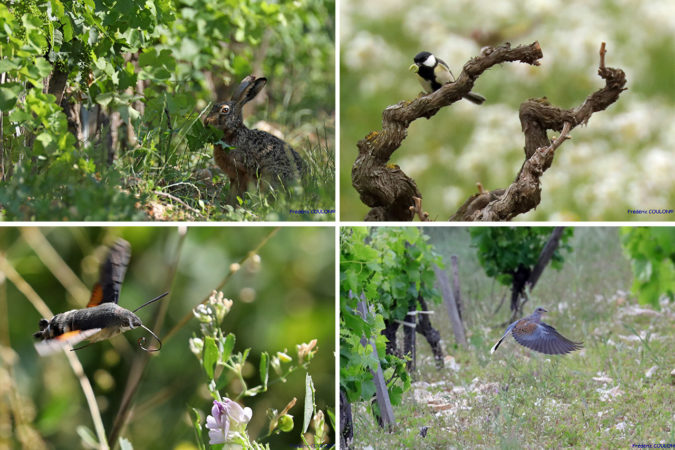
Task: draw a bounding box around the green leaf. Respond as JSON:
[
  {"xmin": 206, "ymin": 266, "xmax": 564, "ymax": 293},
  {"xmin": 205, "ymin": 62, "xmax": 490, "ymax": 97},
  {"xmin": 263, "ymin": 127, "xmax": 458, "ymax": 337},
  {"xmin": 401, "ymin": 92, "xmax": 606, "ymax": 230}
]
[
  {"xmin": 22, "ymin": 14, "xmax": 43, "ymax": 32},
  {"xmin": 0, "ymin": 83, "xmax": 23, "ymax": 109},
  {"xmin": 94, "ymin": 58, "xmax": 114, "ymax": 76},
  {"xmin": 138, "ymin": 48, "xmax": 158, "ymax": 67},
  {"xmin": 118, "ymin": 437, "xmax": 133, "ymax": 450},
  {"xmin": 50, "ymin": 0, "xmax": 65, "ymax": 19},
  {"xmin": 125, "ymin": 105, "xmax": 140, "ymax": 121},
  {"xmin": 215, "ymin": 368, "xmax": 230, "ymax": 391},
  {"xmin": 76, "ymin": 426, "xmax": 99, "ymax": 448},
  {"xmin": 20, "ymin": 60, "xmax": 50, "ymax": 87},
  {"xmin": 302, "ymin": 373, "xmax": 315, "ymax": 434},
  {"xmin": 203, "ymin": 336, "xmax": 218, "ymax": 379},
  {"xmin": 35, "ymin": 57, "xmax": 52, "ymax": 77},
  {"xmin": 36, "ymin": 133, "xmax": 54, "ymax": 148},
  {"xmin": 191, "ymin": 408, "xmax": 206, "ymax": 450},
  {"xmin": 119, "ymin": 62, "xmax": 137, "ymax": 91},
  {"xmin": 259, "ymin": 352, "xmax": 269, "ymax": 390},
  {"xmin": 622, "ymin": 227, "xmax": 675, "ymax": 307},
  {"xmin": 260, "ymin": 1, "xmax": 280, "ymax": 14},
  {"xmin": 176, "ymin": 38, "xmax": 199, "ymax": 60},
  {"xmin": 153, "ymin": 68, "xmax": 171, "ymax": 80},
  {"xmin": 0, "ymin": 59, "xmax": 20, "ymax": 73},
  {"xmin": 23, "ymin": 16, "xmax": 48, "ymax": 54},
  {"xmin": 96, "ymin": 92, "xmax": 115, "ymax": 107},
  {"xmin": 9, "ymin": 107, "xmax": 32, "ymax": 123},
  {"xmin": 58, "ymin": 131, "xmax": 76, "ymax": 151},
  {"xmin": 221, "ymin": 333, "xmax": 235, "ymax": 361},
  {"xmin": 60, "ymin": 14, "xmax": 72, "ymax": 41},
  {"xmin": 138, "ymin": 48, "xmax": 175, "ymax": 81},
  {"xmin": 634, "ymin": 259, "xmax": 652, "ymax": 282}
]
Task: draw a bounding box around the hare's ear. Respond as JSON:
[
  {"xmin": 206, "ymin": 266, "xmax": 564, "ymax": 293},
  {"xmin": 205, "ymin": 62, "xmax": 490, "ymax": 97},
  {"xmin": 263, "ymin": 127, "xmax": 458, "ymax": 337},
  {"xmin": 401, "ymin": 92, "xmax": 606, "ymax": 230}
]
[
  {"xmin": 232, "ymin": 75, "xmax": 256, "ymax": 103},
  {"xmin": 243, "ymin": 77, "xmax": 267, "ymax": 103}
]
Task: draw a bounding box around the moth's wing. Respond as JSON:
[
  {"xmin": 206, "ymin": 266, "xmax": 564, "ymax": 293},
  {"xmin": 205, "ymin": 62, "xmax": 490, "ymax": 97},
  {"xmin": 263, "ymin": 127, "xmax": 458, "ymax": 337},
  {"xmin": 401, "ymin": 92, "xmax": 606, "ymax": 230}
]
[
  {"xmin": 34, "ymin": 328, "xmax": 101, "ymax": 356},
  {"xmin": 87, "ymin": 239, "xmax": 131, "ymax": 307},
  {"xmin": 88, "ymin": 283, "xmax": 103, "ymax": 308}
]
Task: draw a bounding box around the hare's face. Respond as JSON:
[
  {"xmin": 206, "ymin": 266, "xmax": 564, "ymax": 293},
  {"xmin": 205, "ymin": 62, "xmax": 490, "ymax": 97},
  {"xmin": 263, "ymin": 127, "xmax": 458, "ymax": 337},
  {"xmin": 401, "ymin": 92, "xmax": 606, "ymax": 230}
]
[
  {"xmin": 204, "ymin": 101, "xmax": 242, "ymax": 140},
  {"xmin": 205, "ymin": 102, "xmax": 234, "ymax": 127}
]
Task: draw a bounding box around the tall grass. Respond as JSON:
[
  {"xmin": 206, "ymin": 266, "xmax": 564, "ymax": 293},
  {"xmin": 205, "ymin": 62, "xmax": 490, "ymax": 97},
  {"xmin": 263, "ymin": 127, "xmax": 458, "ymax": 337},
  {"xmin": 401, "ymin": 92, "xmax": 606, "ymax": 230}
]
[
  {"xmin": 348, "ymin": 228, "xmax": 675, "ymax": 448},
  {"xmin": 117, "ymin": 109, "xmax": 335, "ymax": 221}
]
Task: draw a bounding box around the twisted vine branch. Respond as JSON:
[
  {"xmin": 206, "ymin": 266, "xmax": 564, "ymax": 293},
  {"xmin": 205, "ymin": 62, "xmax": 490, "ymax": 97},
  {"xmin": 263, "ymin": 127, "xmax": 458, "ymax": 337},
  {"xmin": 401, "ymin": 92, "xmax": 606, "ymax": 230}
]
[{"xmin": 352, "ymin": 41, "xmax": 626, "ymax": 221}]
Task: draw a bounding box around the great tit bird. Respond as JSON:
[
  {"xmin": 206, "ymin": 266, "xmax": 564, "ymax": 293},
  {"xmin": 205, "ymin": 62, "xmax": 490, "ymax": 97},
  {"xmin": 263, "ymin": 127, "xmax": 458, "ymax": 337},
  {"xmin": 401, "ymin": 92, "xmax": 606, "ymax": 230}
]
[{"xmin": 409, "ymin": 51, "xmax": 486, "ymax": 105}]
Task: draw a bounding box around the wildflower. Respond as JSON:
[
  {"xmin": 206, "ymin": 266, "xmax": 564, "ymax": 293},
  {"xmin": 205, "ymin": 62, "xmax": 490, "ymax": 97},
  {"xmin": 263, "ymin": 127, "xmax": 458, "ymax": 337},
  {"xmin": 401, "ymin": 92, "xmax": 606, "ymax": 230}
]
[
  {"xmin": 189, "ymin": 337, "xmax": 204, "ymax": 356},
  {"xmin": 270, "ymin": 355, "xmax": 281, "ymax": 376},
  {"xmin": 205, "ymin": 398, "xmax": 252, "ymax": 446},
  {"xmin": 312, "ymin": 410, "xmax": 325, "ymax": 439},
  {"xmin": 193, "ymin": 304, "xmax": 213, "ymax": 323},
  {"xmin": 208, "ymin": 290, "xmax": 233, "ymax": 323},
  {"xmin": 277, "ymin": 351, "xmax": 292, "ymax": 363},
  {"xmin": 296, "ymin": 339, "xmax": 318, "ymax": 364}
]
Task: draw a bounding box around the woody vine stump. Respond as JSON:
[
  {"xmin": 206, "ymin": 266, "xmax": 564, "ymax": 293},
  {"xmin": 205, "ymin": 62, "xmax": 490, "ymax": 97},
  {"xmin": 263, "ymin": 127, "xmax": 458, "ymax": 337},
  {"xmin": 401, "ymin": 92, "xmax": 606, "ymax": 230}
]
[{"xmin": 351, "ymin": 41, "xmax": 627, "ymax": 221}]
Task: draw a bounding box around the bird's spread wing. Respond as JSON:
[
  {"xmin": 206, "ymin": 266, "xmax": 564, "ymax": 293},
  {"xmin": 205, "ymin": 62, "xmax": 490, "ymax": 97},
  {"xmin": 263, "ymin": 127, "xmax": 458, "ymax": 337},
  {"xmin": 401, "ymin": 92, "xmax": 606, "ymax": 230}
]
[
  {"xmin": 490, "ymin": 322, "xmax": 517, "ymax": 354},
  {"xmin": 512, "ymin": 321, "xmax": 583, "ymax": 355}
]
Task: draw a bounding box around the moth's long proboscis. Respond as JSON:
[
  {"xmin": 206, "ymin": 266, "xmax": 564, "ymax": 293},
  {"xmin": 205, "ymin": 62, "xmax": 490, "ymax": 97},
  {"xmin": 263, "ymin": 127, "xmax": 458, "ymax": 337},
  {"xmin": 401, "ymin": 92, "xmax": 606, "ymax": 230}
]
[{"xmin": 138, "ymin": 324, "xmax": 162, "ymax": 352}]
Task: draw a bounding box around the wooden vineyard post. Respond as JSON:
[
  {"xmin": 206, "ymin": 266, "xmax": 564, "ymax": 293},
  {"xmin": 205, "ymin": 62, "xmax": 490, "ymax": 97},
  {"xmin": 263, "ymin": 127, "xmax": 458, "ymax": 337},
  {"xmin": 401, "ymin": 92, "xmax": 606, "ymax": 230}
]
[
  {"xmin": 353, "ymin": 292, "xmax": 396, "ymax": 428},
  {"xmin": 434, "ymin": 263, "xmax": 467, "ymax": 348},
  {"xmin": 451, "ymin": 255, "xmax": 464, "ymax": 322},
  {"xmin": 403, "ymin": 305, "xmax": 417, "ymax": 373}
]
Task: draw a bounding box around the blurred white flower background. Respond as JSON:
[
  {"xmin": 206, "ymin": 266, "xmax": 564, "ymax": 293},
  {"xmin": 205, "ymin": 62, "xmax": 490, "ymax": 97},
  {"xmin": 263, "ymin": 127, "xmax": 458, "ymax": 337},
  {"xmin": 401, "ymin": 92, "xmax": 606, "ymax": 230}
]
[{"xmin": 340, "ymin": 0, "xmax": 675, "ymax": 220}]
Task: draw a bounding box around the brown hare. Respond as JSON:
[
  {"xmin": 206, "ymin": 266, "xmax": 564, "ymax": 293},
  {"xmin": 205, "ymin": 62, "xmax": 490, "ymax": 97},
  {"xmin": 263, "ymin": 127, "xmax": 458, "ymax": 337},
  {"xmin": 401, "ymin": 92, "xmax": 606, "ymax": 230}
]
[{"xmin": 204, "ymin": 75, "xmax": 305, "ymax": 199}]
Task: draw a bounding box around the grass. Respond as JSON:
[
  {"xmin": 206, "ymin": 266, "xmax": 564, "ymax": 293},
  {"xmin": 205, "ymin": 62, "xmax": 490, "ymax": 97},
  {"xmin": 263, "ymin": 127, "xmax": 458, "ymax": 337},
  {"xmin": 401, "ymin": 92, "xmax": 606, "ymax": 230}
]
[
  {"xmin": 347, "ymin": 228, "xmax": 675, "ymax": 448},
  {"xmin": 0, "ymin": 107, "xmax": 334, "ymax": 221},
  {"xmin": 123, "ymin": 114, "xmax": 335, "ymax": 221}
]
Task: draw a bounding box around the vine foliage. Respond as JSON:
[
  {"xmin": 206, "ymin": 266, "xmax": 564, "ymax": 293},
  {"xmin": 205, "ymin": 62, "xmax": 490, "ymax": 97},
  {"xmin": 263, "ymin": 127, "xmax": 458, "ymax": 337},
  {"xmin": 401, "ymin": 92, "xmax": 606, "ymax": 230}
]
[
  {"xmin": 340, "ymin": 227, "xmax": 442, "ymax": 409},
  {"xmin": 621, "ymin": 227, "xmax": 675, "ymax": 308},
  {"xmin": 0, "ymin": 0, "xmax": 334, "ymax": 220},
  {"xmin": 470, "ymin": 227, "xmax": 573, "ymax": 287}
]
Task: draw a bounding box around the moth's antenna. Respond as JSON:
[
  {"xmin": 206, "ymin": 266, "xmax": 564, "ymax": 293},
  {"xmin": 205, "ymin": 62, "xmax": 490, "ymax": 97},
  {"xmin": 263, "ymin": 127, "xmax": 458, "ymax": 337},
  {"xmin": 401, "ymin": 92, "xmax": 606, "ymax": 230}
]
[
  {"xmin": 138, "ymin": 324, "xmax": 162, "ymax": 352},
  {"xmin": 132, "ymin": 292, "xmax": 169, "ymax": 313}
]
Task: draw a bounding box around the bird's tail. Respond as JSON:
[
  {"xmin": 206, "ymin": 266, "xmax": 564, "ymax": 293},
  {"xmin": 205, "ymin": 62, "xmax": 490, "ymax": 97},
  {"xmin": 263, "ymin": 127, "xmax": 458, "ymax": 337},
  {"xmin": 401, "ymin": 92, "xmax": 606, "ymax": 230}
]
[{"xmin": 463, "ymin": 92, "xmax": 486, "ymax": 105}]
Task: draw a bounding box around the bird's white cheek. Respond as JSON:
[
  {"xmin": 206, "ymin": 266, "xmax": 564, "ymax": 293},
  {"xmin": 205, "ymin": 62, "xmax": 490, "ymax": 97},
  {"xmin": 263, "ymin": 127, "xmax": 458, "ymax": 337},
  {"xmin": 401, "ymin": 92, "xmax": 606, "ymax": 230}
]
[{"xmin": 424, "ymin": 54, "xmax": 436, "ymax": 67}]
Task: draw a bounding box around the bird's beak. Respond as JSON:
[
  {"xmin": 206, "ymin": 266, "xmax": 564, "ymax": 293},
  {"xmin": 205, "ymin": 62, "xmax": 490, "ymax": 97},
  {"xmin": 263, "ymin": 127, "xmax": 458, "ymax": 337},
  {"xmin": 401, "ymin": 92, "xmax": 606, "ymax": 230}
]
[
  {"xmin": 541, "ymin": 308, "xmax": 548, "ymax": 313},
  {"xmin": 408, "ymin": 63, "xmax": 419, "ymax": 73}
]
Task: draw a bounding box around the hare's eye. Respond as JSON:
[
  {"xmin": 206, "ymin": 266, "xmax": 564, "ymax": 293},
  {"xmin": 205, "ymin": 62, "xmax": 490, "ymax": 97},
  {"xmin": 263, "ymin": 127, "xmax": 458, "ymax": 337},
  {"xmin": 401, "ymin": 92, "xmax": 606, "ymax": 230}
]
[{"xmin": 220, "ymin": 105, "xmax": 230, "ymax": 114}]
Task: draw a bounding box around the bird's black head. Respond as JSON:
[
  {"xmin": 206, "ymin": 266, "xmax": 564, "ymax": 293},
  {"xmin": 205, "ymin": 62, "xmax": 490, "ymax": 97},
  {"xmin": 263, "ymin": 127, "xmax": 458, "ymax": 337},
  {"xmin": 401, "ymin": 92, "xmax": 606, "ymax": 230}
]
[{"xmin": 413, "ymin": 51, "xmax": 433, "ymax": 65}]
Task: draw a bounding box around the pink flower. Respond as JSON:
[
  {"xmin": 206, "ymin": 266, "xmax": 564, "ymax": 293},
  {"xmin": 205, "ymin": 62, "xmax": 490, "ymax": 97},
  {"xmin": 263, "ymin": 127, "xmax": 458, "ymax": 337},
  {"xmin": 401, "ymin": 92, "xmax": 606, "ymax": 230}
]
[{"xmin": 206, "ymin": 399, "xmax": 252, "ymax": 446}]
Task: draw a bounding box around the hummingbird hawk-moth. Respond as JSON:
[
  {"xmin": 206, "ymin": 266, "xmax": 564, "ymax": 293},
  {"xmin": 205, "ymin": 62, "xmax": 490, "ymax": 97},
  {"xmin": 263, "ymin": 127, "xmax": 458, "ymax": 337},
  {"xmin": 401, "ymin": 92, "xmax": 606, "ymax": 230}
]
[{"xmin": 33, "ymin": 239, "xmax": 167, "ymax": 356}]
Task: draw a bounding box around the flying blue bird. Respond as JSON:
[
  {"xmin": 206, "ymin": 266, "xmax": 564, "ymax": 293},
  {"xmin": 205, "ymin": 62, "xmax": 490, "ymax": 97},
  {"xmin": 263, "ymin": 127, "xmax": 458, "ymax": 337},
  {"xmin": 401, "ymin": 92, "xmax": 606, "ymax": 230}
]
[{"xmin": 491, "ymin": 307, "xmax": 583, "ymax": 355}]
